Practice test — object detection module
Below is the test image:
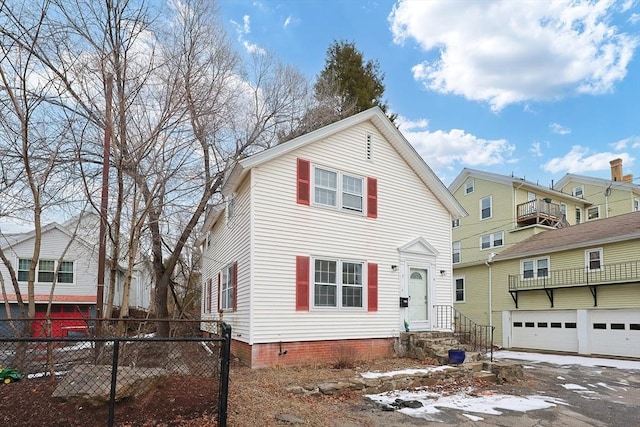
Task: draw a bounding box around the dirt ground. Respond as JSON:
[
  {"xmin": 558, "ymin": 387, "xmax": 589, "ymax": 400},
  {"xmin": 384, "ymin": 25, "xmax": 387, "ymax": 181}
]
[{"xmin": 0, "ymin": 356, "xmax": 492, "ymax": 426}]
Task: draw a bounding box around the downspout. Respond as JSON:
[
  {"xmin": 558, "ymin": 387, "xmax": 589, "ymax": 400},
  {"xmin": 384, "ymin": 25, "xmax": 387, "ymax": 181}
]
[{"xmin": 485, "ymin": 252, "xmax": 496, "ymax": 327}]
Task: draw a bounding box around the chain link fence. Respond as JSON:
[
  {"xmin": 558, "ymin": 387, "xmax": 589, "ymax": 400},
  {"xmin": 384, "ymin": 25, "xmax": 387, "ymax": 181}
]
[{"xmin": 0, "ymin": 318, "xmax": 231, "ymax": 427}]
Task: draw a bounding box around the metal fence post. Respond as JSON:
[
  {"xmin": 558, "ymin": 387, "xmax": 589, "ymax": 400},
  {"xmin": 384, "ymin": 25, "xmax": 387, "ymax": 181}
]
[
  {"xmin": 218, "ymin": 323, "xmax": 232, "ymax": 427},
  {"xmin": 108, "ymin": 339, "xmax": 120, "ymax": 427}
]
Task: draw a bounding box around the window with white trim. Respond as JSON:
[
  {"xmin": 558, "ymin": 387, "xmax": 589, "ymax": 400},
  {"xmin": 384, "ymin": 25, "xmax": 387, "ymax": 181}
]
[
  {"xmin": 576, "ymin": 207, "xmax": 582, "ymax": 224},
  {"xmin": 527, "ymin": 192, "xmax": 536, "ymax": 201},
  {"xmin": 464, "ymin": 179, "xmax": 474, "ymax": 195},
  {"xmin": 221, "ymin": 264, "xmax": 234, "ymax": 310},
  {"xmin": 480, "ymin": 196, "xmax": 492, "ymax": 219},
  {"xmin": 522, "ymin": 257, "xmax": 549, "ymax": 279},
  {"xmin": 452, "ymin": 219, "xmax": 460, "ymax": 228},
  {"xmin": 587, "ymin": 206, "xmax": 600, "ymax": 220},
  {"xmin": 313, "ymin": 258, "xmax": 363, "ymax": 309},
  {"xmin": 480, "ymin": 231, "xmax": 503, "ymax": 250},
  {"xmin": 17, "ymin": 259, "xmax": 74, "ymax": 284},
  {"xmin": 634, "ymin": 198, "xmax": 639, "ymax": 212},
  {"xmin": 572, "ymin": 185, "xmax": 584, "ymax": 198},
  {"xmin": 455, "ymin": 277, "xmax": 465, "ymax": 302},
  {"xmin": 452, "ymin": 241, "xmax": 461, "ymax": 264},
  {"xmin": 585, "ymin": 248, "xmax": 603, "ymax": 271},
  {"xmin": 313, "ymin": 166, "xmax": 364, "ymax": 213}
]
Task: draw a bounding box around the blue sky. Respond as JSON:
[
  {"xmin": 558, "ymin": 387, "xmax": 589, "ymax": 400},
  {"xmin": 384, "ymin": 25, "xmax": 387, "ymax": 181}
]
[{"xmin": 219, "ymin": 0, "xmax": 640, "ymax": 186}]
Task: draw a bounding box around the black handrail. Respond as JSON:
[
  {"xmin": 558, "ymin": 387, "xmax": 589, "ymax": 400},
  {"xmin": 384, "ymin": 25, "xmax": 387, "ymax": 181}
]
[{"xmin": 433, "ymin": 305, "xmax": 495, "ymax": 361}]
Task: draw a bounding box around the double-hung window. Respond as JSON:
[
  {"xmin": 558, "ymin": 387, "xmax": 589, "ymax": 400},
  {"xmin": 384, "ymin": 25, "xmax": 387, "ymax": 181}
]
[
  {"xmin": 314, "ymin": 167, "xmax": 364, "ymax": 213},
  {"xmin": 522, "ymin": 257, "xmax": 549, "ymax": 279},
  {"xmin": 314, "ymin": 259, "xmax": 363, "ymax": 309},
  {"xmin": 18, "ymin": 259, "xmax": 74, "ymax": 283},
  {"xmin": 220, "ymin": 264, "xmax": 235, "ymax": 310},
  {"xmin": 587, "ymin": 206, "xmax": 600, "ymax": 220},
  {"xmin": 576, "ymin": 207, "xmax": 582, "ymax": 224},
  {"xmin": 481, "ymin": 231, "xmax": 503, "ymax": 250},
  {"xmin": 455, "ymin": 277, "xmax": 465, "ymax": 302},
  {"xmin": 572, "ymin": 186, "xmax": 584, "ymax": 198},
  {"xmin": 452, "ymin": 241, "xmax": 461, "ymax": 264},
  {"xmin": 464, "ymin": 179, "xmax": 474, "ymax": 195},
  {"xmin": 480, "ymin": 196, "xmax": 492, "ymax": 219},
  {"xmin": 585, "ymin": 248, "xmax": 603, "ymax": 271},
  {"xmin": 342, "ymin": 175, "xmax": 363, "ymax": 212}
]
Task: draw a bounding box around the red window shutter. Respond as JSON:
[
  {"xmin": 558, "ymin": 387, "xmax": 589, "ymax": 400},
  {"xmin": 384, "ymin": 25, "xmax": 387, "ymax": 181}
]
[
  {"xmin": 217, "ymin": 273, "xmax": 221, "ymax": 313},
  {"xmin": 367, "ymin": 263, "xmax": 378, "ymax": 312},
  {"xmin": 232, "ymin": 262, "xmax": 238, "ymax": 312},
  {"xmin": 207, "ymin": 278, "xmax": 212, "ymax": 313},
  {"xmin": 367, "ymin": 177, "xmax": 378, "ymax": 218},
  {"xmin": 297, "ymin": 158, "xmax": 311, "ymax": 205},
  {"xmin": 296, "ymin": 256, "xmax": 310, "ymax": 311}
]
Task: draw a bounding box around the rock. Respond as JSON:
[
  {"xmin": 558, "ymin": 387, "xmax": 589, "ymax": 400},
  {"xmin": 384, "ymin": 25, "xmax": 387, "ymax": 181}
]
[
  {"xmin": 275, "ymin": 413, "xmax": 305, "ymax": 424},
  {"xmin": 317, "ymin": 381, "xmax": 353, "ymax": 395},
  {"xmin": 394, "ymin": 398, "xmax": 423, "ymax": 409},
  {"xmin": 284, "ymin": 386, "xmax": 306, "ymax": 395},
  {"xmin": 52, "ymin": 365, "xmax": 166, "ymax": 405}
]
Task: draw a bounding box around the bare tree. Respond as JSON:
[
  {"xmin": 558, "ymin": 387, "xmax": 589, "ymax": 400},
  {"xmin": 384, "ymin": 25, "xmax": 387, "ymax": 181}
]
[{"xmin": 1, "ymin": 0, "xmax": 312, "ymax": 335}]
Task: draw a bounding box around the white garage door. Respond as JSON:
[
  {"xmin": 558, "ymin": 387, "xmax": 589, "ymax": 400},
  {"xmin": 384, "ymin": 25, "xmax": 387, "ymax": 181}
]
[
  {"xmin": 511, "ymin": 310, "xmax": 578, "ymax": 353},
  {"xmin": 589, "ymin": 309, "xmax": 640, "ymax": 358}
]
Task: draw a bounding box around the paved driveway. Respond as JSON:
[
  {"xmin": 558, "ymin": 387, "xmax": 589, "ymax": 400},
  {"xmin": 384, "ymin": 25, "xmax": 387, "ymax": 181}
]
[{"xmin": 362, "ymin": 352, "xmax": 640, "ymax": 426}]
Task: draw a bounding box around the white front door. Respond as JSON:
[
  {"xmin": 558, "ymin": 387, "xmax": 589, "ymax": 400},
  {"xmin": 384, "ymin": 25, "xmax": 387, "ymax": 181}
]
[{"xmin": 408, "ymin": 268, "xmax": 428, "ymax": 327}]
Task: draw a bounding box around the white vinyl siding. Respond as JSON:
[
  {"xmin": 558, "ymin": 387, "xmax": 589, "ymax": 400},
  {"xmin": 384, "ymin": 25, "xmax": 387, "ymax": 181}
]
[{"xmin": 247, "ymin": 121, "xmax": 453, "ymax": 343}]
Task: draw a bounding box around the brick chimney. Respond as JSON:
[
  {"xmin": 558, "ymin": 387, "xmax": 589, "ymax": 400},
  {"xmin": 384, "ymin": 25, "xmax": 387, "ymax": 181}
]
[{"xmin": 610, "ymin": 158, "xmax": 623, "ymax": 181}]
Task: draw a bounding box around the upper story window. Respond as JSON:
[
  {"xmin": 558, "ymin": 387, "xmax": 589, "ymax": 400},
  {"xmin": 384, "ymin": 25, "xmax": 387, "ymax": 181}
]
[
  {"xmin": 522, "ymin": 257, "xmax": 549, "ymax": 279},
  {"xmin": 297, "ymin": 158, "xmax": 377, "ymax": 218},
  {"xmin": 585, "ymin": 248, "xmax": 603, "ymax": 271},
  {"xmin": 481, "ymin": 231, "xmax": 503, "ymax": 250},
  {"xmin": 313, "ymin": 166, "xmax": 363, "ymax": 213},
  {"xmin": 18, "ymin": 259, "xmax": 74, "ymax": 284},
  {"xmin": 464, "ymin": 179, "xmax": 474, "ymax": 195},
  {"xmin": 480, "ymin": 196, "xmax": 492, "ymax": 220},
  {"xmin": 314, "ymin": 258, "xmax": 363, "ymax": 309},
  {"xmin": 527, "ymin": 192, "xmax": 536, "ymax": 201},
  {"xmin": 587, "ymin": 206, "xmax": 600, "ymax": 220},
  {"xmin": 572, "ymin": 185, "xmax": 584, "ymax": 198},
  {"xmin": 576, "ymin": 207, "xmax": 582, "ymax": 224},
  {"xmin": 452, "ymin": 219, "xmax": 460, "ymax": 228},
  {"xmin": 455, "ymin": 277, "xmax": 465, "ymax": 302},
  {"xmin": 634, "ymin": 198, "xmax": 639, "ymax": 212},
  {"xmin": 452, "ymin": 241, "xmax": 461, "ymax": 264}
]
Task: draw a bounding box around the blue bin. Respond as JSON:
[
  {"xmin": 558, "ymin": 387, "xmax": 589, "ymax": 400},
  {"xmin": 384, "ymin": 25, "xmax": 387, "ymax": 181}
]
[{"xmin": 448, "ymin": 349, "xmax": 466, "ymax": 364}]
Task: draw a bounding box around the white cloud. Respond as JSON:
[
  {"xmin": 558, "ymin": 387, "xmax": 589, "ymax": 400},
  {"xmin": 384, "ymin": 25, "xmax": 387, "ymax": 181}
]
[
  {"xmin": 397, "ymin": 116, "xmax": 516, "ymax": 177},
  {"xmin": 530, "ymin": 142, "xmax": 544, "ymax": 157},
  {"xmin": 542, "ymin": 145, "xmax": 635, "ymax": 174},
  {"xmin": 550, "ymin": 122, "xmax": 571, "ymax": 135},
  {"xmin": 389, "ymin": 0, "xmax": 639, "ymax": 111},
  {"xmin": 611, "ymin": 136, "xmax": 640, "ymax": 150},
  {"xmin": 283, "ymin": 16, "xmax": 292, "ymax": 28},
  {"xmin": 230, "ymin": 15, "xmax": 266, "ymax": 55}
]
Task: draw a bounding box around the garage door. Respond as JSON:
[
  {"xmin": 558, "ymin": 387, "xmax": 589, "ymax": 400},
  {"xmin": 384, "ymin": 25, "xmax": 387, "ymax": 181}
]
[
  {"xmin": 589, "ymin": 309, "xmax": 640, "ymax": 358},
  {"xmin": 511, "ymin": 310, "xmax": 578, "ymax": 353}
]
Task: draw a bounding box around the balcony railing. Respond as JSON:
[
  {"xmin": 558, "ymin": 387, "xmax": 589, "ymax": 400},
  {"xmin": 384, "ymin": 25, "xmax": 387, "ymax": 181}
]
[
  {"xmin": 508, "ymin": 260, "xmax": 639, "ymax": 308},
  {"xmin": 516, "ymin": 199, "xmax": 564, "ymax": 227},
  {"xmin": 509, "ymin": 260, "xmax": 640, "ymax": 290}
]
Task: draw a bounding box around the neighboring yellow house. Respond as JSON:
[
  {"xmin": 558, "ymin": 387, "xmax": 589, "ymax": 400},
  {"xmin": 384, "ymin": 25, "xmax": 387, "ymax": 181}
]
[
  {"xmin": 483, "ymin": 212, "xmax": 639, "ymax": 358},
  {"xmin": 554, "ymin": 158, "xmax": 640, "ymax": 221},
  {"xmin": 448, "ymin": 168, "xmax": 590, "ymax": 315}
]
